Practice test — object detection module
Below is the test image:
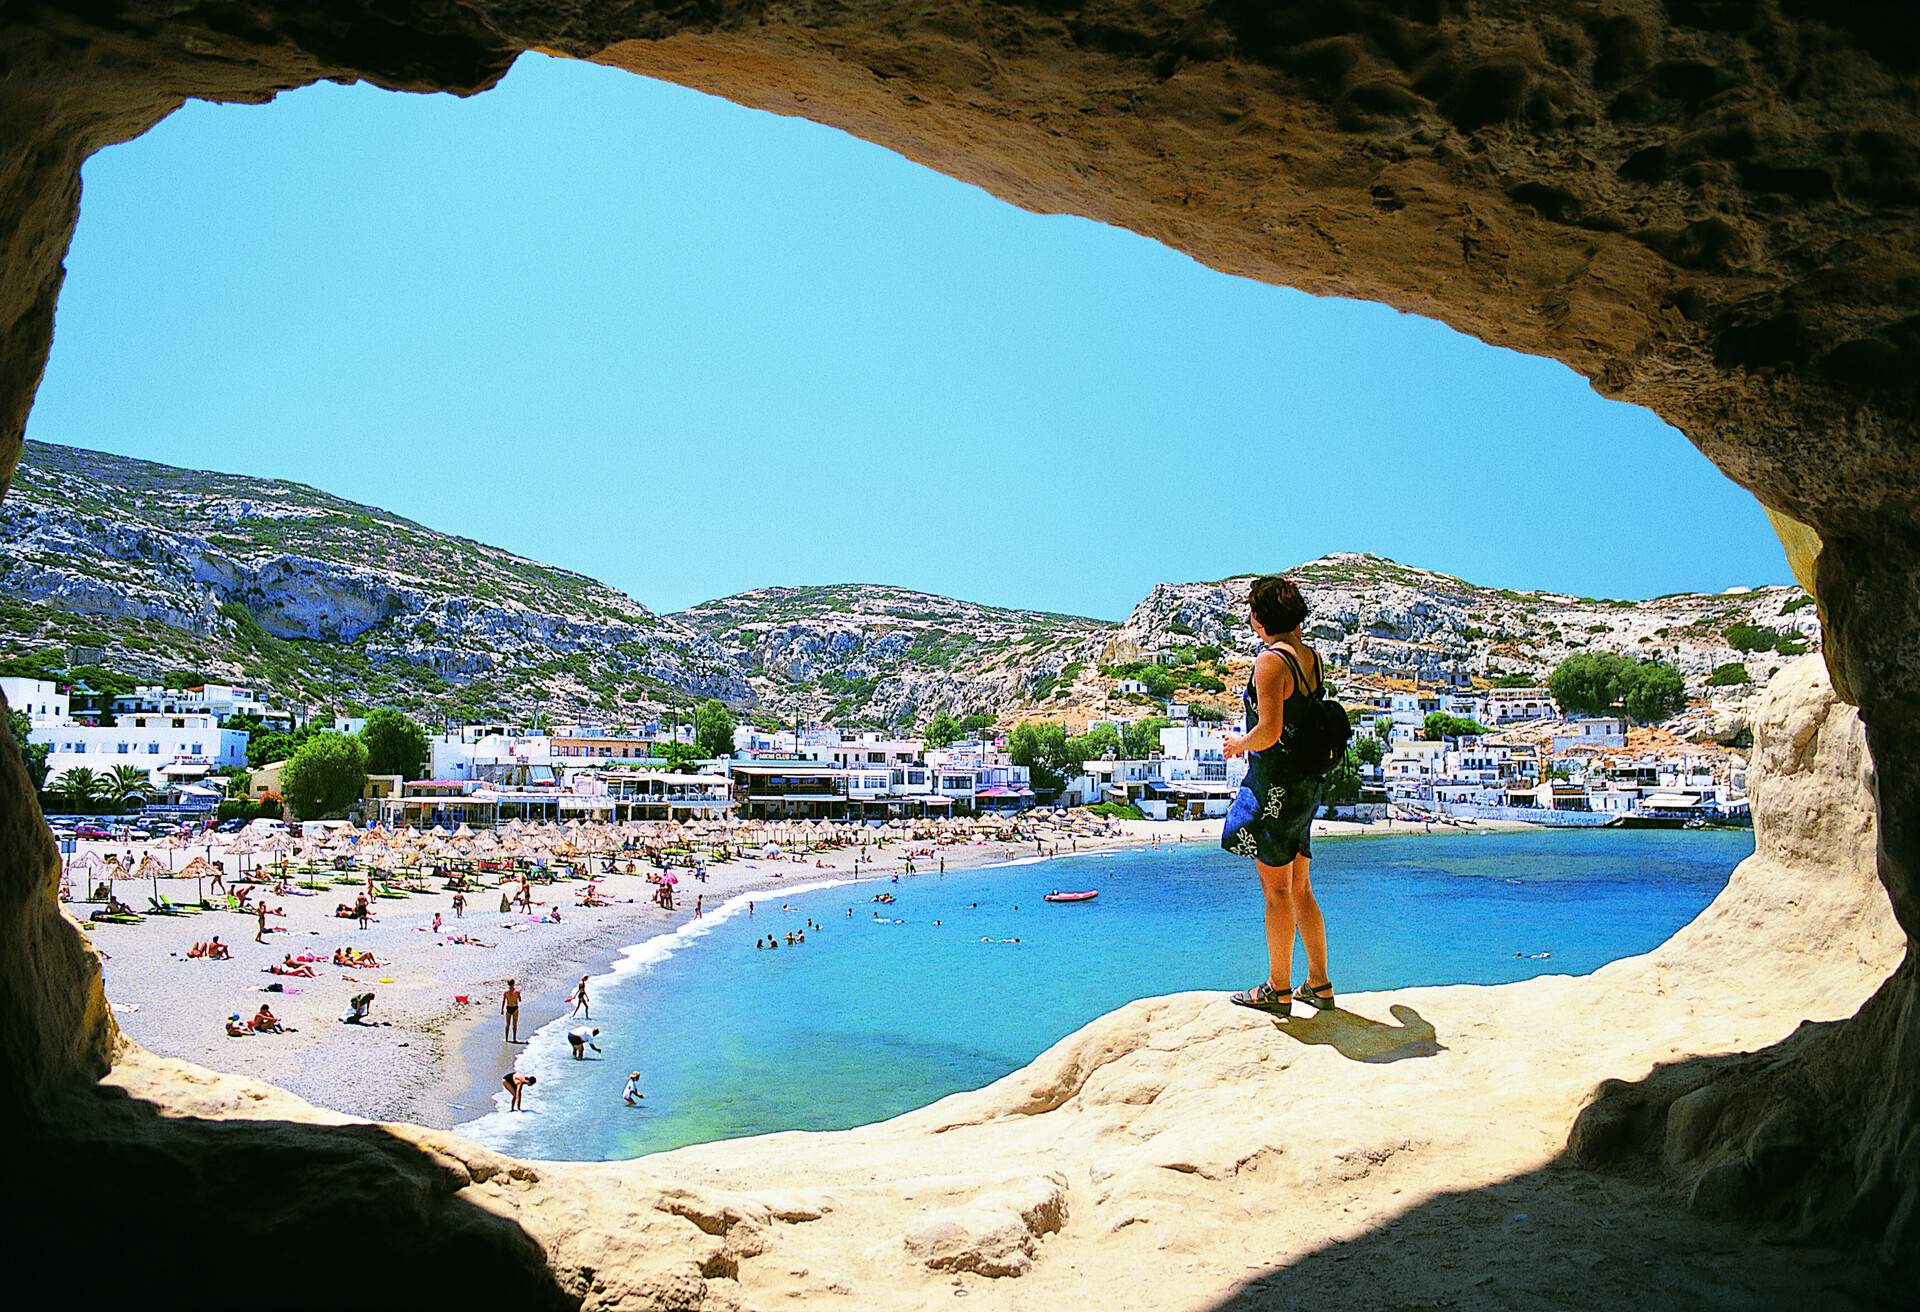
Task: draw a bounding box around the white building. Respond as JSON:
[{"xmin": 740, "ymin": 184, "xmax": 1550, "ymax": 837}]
[
  {"xmin": 1, "ymin": 676, "xmax": 69, "ymax": 727},
  {"xmin": 1553, "ymin": 715, "xmax": 1628, "ymax": 751},
  {"xmin": 1482, "ymin": 687, "xmax": 1558, "ymax": 724},
  {"xmin": 431, "ymin": 731, "xmax": 558, "ymax": 783},
  {"xmin": 112, "ymin": 683, "xmax": 294, "ymax": 728},
  {"xmin": 34, "ymin": 713, "xmax": 248, "ymax": 785}
]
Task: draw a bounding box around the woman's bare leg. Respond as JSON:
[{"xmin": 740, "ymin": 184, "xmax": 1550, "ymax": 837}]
[
  {"xmin": 1256, "ymin": 860, "xmax": 1296, "ymax": 991},
  {"xmin": 1288, "ymin": 855, "xmax": 1330, "ymax": 988}
]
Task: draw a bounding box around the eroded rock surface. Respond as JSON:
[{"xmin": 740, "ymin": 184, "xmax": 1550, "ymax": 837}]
[{"xmin": 2, "ymin": 0, "xmax": 1918, "ymax": 1299}]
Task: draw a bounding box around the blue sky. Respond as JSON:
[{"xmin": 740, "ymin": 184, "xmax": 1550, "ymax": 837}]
[{"xmin": 27, "ymin": 52, "xmax": 1788, "ymax": 619}]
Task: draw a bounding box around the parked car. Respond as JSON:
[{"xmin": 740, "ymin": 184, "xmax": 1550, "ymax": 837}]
[
  {"xmin": 75, "ymin": 823, "xmax": 110, "ymax": 839},
  {"xmin": 215, "ymin": 817, "xmax": 246, "ymax": 833}
]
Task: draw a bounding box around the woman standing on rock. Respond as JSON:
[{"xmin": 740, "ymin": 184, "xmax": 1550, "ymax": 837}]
[{"xmin": 1222, "ymin": 574, "xmax": 1335, "ymax": 1015}]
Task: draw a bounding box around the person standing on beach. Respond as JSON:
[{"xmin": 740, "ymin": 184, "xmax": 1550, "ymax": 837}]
[
  {"xmin": 502, "ymin": 978, "xmax": 523, "ymax": 1042},
  {"xmin": 452, "ymin": 891, "xmax": 465, "ymax": 919},
  {"xmin": 353, "ymin": 892, "xmax": 371, "ymax": 931},
  {"xmin": 502, "ymin": 1071, "xmax": 535, "ymax": 1111},
  {"xmin": 1222, "ymin": 574, "xmax": 1335, "ymax": 1016},
  {"xmin": 255, "ymin": 901, "xmax": 268, "ymax": 943},
  {"xmin": 570, "ymin": 974, "xmax": 590, "ymax": 1019},
  {"xmin": 623, "ymin": 1072, "xmax": 644, "ymax": 1105},
  {"xmin": 694, "ymin": 894, "xmax": 703, "ymax": 919}
]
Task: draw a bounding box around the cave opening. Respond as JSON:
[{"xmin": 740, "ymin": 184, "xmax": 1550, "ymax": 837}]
[{"xmin": 4, "ymin": 6, "xmax": 1916, "ymax": 1307}]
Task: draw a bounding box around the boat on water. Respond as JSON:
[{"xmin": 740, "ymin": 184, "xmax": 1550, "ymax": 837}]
[{"xmin": 1044, "ymin": 890, "xmax": 1099, "ymax": 903}]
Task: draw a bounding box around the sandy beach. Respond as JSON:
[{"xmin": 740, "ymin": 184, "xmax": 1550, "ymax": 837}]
[{"xmin": 77, "ymin": 813, "xmax": 1532, "ymax": 1128}]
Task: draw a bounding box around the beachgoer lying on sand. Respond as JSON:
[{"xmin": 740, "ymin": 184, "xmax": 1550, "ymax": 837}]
[
  {"xmin": 450, "ymin": 933, "xmax": 496, "ymax": 948},
  {"xmin": 502, "ymin": 1072, "xmax": 536, "ymax": 1111},
  {"xmin": 186, "ymin": 941, "xmax": 207, "ymax": 959},
  {"xmin": 270, "ymin": 958, "xmax": 317, "ymax": 978},
  {"xmin": 225, "ymin": 1013, "xmax": 250, "ymax": 1037}
]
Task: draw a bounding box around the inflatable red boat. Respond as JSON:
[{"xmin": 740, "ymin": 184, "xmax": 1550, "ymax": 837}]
[{"xmin": 1043, "ymin": 890, "xmax": 1099, "ymax": 903}]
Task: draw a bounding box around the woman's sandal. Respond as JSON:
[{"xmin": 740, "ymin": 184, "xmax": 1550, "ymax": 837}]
[
  {"xmin": 1230, "ymin": 981, "xmax": 1294, "ymax": 1012},
  {"xmin": 1296, "ymin": 980, "xmax": 1336, "ymax": 1011}
]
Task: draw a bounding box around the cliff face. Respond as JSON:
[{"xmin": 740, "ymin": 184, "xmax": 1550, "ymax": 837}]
[{"xmin": 1, "ymin": 0, "xmax": 1917, "ymax": 1299}]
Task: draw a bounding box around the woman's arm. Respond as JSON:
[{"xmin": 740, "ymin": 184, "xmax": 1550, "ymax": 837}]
[{"xmin": 1223, "ymin": 651, "xmax": 1293, "ymax": 757}]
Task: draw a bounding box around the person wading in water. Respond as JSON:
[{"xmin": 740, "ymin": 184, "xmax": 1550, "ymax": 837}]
[{"xmin": 1222, "ymin": 574, "xmax": 1335, "ymax": 1015}]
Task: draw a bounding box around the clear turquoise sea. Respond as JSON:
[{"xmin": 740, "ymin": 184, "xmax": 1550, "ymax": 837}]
[{"xmin": 460, "ymin": 828, "xmax": 1751, "ymax": 1161}]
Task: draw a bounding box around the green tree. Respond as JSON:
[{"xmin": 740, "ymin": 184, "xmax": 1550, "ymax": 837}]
[
  {"xmin": 1355, "ymin": 735, "xmax": 1384, "ymax": 767},
  {"xmin": 1623, "ymin": 662, "xmax": 1688, "ymax": 723},
  {"xmin": 51, "ymin": 766, "xmax": 105, "ymax": 811},
  {"xmin": 1547, "ymin": 652, "xmax": 1638, "ymax": 716},
  {"xmin": 107, "ymin": 763, "xmax": 151, "ymax": 810},
  {"xmin": 280, "ymin": 732, "xmax": 368, "ymax": 820},
  {"xmin": 1066, "ymin": 723, "xmax": 1121, "ymax": 765},
  {"xmin": 959, "ymin": 713, "xmax": 997, "ymax": 734},
  {"xmin": 1420, "ymin": 711, "xmax": 1491, "ymax": 740},
  {"xmin": 1321, "ymin": 745, "xmax": 1363, "ymax": 806},
  {"xmin": 1548, "ymin": 652, "xmax": 1688, "ymax": 724},
  {"xmin": 246, "ymin": 723, "xmax": 317, "ymax": 769},
  {"xmin": 693, "ymin": 699, "xmax": 738, "ymax": 759},
  {"xmin": 651, "ymin": 740, "xmax": 703, "ymax": 773},
  {"xmin": 1121, "ymin": 716, "xmax": 1172, "ymax": 758},
  {"xmin": 6, "ymin": 707, "xmax": 49, "ymax": 792},
  {"xmin": 359, "ymin": 708, "xmax": 430, "ymax": 778},
  {"xmin": 923, "ymin": 711, "xmax": 962, "ymax": 750},
  {"xmin": 1007, "ymin": 721, "xmax": 1079, "ymax": 794}
]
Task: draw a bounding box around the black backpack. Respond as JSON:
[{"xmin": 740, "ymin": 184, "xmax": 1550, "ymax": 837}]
[{"xmin": 1274, "ymin": 647, "xmax": 1353, "ymax": 777}]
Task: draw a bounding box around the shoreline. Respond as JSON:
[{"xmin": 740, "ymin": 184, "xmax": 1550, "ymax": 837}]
[
  {"xmin": 444, "ymin": 816, "xmax": 1552, "ymax": 1130},
  {"xmin": 83, "ymin": 814, "xmax": 1544, "ymax": 1128}
]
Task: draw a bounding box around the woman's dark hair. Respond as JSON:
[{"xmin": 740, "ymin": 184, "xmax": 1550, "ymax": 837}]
[{"xmin": 1248, "ymin": 574, "xmax": 1308, "ymax": 634}]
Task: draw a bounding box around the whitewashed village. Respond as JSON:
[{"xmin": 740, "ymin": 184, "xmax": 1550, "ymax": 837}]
[{"xmin": 10, "ymin": 654, "xmax": 1749, "ymax": 836}]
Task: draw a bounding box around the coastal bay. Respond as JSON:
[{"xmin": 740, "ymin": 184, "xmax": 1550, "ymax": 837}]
[{"xmin": 85, "ymin": 816, "xmax": 1541, "ymax": 1127}]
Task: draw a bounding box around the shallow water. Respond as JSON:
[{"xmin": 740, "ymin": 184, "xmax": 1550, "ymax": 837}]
[{"xmin": 461, "ymin": 828, "xmax": 1750, "ymax": 1161}]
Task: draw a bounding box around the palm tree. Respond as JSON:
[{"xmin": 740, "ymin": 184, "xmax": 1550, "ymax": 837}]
[
  {"xmin": 51, "ymin": 766, "xmax": 104, "ymax": 811},
  {"xmin": 108, "ymin": 764, "xmax": 151, "ymax": 810}
]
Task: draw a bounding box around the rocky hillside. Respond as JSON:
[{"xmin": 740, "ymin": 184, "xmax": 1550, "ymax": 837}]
[
  {"xmin": 1062, "ymin": 553, "xmax": 1819, "ymax": 722},
  {"xmin": 0, "ymin": 444, "xmax": 1816, "ymax": 732},
  {"xmin": 0, "ymin": 441, "xmax": 748, "ymax": 718},
  {"xmin": 673, "ymin": 585, "xmax": 1103, "ymax": 726}
]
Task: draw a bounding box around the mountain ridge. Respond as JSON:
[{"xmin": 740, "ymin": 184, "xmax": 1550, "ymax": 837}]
[{"xmin": 1, "ymin": 441, "xmax": 1819, "ymax": 732}]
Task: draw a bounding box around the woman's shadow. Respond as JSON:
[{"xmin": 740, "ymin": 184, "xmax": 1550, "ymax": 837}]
[{"xmin": 1271, "ymin": 1003, "xmax": 1444, "ymax": 1063}]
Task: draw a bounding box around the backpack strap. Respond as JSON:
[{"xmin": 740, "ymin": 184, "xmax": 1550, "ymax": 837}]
[{"xmin": 1265, "ymin": 643, "xmax": 1323, "ymax": 697}]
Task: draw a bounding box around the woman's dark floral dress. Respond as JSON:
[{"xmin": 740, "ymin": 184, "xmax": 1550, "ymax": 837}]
[{"xmin": 1225, "ymin": 643, "xmax": 1326, "ymax": 865}]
